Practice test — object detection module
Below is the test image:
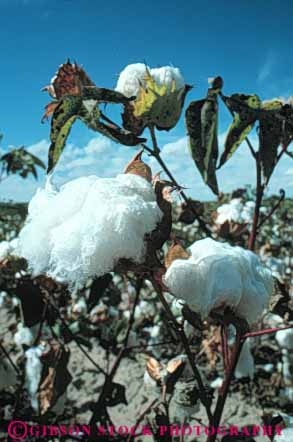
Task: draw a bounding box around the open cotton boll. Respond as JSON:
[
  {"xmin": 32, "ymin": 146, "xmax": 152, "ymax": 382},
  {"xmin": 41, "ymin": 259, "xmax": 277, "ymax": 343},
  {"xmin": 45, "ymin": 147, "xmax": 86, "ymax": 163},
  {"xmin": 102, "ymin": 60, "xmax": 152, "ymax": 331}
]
[
  {"xmin": 150, "ymin": 66, "xmax": 185, "ymax": 92},
  {"xmin": 235, "ymin": 340, "xmax": 254, "ymax": 379},
  {"xmin": 0, "ymin": 241, "xmax": 12, "ymax": 260},
  {"xmin": 115, "ymin": 63, "xmax": 148, "ymax": 98},
  {"xmin": 25, "ymin": 345, "xmax": 44, "ymax": 413},
  {"xmin": 276, "ymin": 328, "xmax": 293, "ymax": 350},
  {"xmin": 216, "ymin": 198, "xmax": 244, "ymax": 224},
  {"xmin": 18, "ymin": 174, "xmax": 162, "ymax": 289},
  {"xmin": 115, "ymin": 63, "xmax": 185, "ymax": 98},
  {"xmin": 165, "ymin": 238, "xmax": 273, "ymax": 324},
  {"xmin": 14, "ymin": 324, "xmax": 36, "ymax": 347}
]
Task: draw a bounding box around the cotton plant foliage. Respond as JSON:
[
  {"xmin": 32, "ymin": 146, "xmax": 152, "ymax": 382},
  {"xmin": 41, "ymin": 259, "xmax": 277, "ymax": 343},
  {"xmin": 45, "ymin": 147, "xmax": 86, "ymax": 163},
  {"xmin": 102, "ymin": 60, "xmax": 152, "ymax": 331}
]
[
  {"xmin": 17, "ymin": 157, "xmax": 164, "ymax": 289},
  {"xmin": 164, "ymin": 238, "xmax": 273, "ymax": 325}
]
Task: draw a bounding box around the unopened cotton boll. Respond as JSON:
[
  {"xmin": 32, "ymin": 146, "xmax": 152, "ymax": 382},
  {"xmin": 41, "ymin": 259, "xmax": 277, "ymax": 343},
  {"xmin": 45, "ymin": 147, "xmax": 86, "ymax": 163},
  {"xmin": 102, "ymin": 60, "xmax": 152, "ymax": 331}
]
[
  {"xmin": 18, "ymin": 174, "xmax": 162, "ymax": 289},
  {"xmin": 164, "ymin": 238, "xmax": 273, "ymax": 324}
]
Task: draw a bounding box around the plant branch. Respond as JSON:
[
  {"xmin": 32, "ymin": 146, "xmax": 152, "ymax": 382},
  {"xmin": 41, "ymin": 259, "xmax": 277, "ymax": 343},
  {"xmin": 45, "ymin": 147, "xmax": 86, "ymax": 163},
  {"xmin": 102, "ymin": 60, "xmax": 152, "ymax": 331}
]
[
  {"xmin": 150, "ymin": 276, "xmax": 213, "ymax": 423},
  {"xmin": 206, "ymin": 327, "xmax": 244, "ymax": 442},
  {"xmin": 142, "ymin": 140, "xmax": 212, "ymax": 236},
  {"xmin": 257, "ymin": 189, "xmax": 285, "ymax": 231},
  {"xmin": 241, "ymin": 324, "xmax": 293, "ymax": 340}
]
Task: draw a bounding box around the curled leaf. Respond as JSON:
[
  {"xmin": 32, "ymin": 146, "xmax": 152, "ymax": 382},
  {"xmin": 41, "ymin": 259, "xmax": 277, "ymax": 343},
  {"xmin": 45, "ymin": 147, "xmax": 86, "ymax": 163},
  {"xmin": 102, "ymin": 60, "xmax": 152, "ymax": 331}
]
[
  {"xmin": 146, "ymin": 357, "xmax": 163, "ymax": 382},
  {"xmin": 259, "ymin": 108, "xmax": 283, "ymax": 184},
  {"xmin": 47, "ymin": 95, "xmax": 81, "ymax": 173},
  {"xmin": 164, "ymin": 241, "xmax": 190, "ymax": 268},
  {"xmin": 185, "ymin": 94, "xmax": 219, "ymax": 195},
  {"xmin": 219, "ymin": 94, "xmax": 261, "ymax": 168},
  {"xmin": 124, "ymin": 150, "xmax": 152, "ymax": 182}
]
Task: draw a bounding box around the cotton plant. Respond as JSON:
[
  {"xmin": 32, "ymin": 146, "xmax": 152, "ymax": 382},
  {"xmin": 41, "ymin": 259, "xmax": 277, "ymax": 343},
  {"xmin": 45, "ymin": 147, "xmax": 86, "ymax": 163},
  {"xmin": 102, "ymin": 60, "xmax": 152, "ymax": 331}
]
[{"xmin": 1, "ymin": 60, "xmax": 293, "ymax": 442}]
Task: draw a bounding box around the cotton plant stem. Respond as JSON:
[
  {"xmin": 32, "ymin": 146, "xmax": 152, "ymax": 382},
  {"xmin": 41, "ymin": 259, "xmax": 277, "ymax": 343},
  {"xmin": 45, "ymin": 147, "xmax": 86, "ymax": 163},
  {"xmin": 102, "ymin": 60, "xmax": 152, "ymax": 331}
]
[
  {"xmin": 0, "ymin": 341, "xmax": 19, "ymax": 374},
  {"xmin": 257, "ymin": 189, "xmax": 285, "ymax": 231},
  {"xmin": 150, "ymin": 277, "xmax": 213, "ymax": 423},
  {"xmin": 206, "ymin": 330, "xmax": 244, "ymax": 442},
  {"xmin": 241, "ymin": 324, "xmax": 293, "ymax": 340},
  {"xmin": 142, "ymin": 140, "xmax": 211, "ymax": 236}
]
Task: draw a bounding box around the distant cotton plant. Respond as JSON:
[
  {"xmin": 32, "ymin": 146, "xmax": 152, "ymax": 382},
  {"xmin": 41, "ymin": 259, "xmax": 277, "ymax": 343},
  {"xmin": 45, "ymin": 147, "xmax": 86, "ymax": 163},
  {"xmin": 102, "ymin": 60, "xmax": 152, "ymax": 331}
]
[{"xmin": 164, "ymin": 238, "xmax": 273, "ymax": 324}]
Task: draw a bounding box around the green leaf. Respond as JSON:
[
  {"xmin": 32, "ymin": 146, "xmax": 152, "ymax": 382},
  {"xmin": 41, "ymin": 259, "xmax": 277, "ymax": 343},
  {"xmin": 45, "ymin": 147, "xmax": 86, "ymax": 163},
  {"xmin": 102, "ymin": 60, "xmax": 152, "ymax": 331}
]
[
  {"xmin": 185, "ymin": 92, "xmax": 219, "ymax": 195},
  {"xmin": 47, "ymin": 95, "xmax": 82, "ymax": 173},
  {"xmin": 259, "ymin": 109, "xmax": 283, "ymax": 184},
  {"xmin": 219, "ymin": 94, "xmax": 261, "ymax": 167}
]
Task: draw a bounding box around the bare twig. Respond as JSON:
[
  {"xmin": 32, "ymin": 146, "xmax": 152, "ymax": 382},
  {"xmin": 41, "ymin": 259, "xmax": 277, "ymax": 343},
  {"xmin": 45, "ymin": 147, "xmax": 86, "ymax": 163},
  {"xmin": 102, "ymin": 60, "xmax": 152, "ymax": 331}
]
[
  {"xmin": 257, "ymin": 189, "xmax": 285, "ymax": 231},
  {"xmin": 0, "ymin": 341, "xmax": 19, "ymax": 374},
  {"xmin": 241, "ymin": 324, "xmax": 293, "ymax": 340}
]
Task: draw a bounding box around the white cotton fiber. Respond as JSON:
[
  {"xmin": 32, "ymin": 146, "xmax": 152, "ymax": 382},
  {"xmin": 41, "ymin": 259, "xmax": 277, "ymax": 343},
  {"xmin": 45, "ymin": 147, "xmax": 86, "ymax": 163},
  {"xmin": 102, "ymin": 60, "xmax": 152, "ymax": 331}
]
[
  {"xmin": 25, "ymin": 345, "xmax": 44, "ymax": 413},
  {"xmin": 116, "ymin": 63, "xmax": 185, "ymax": 98},
  {"xmin": 164, "ymin": 238, "xmax": 273, "ymax": 325},
  {"xmin": 216, "ymin": 199, "xmax": 256, "ymax": 225},
  {"xmin": 275, "ymin": 328, "xmax": 293, "ymax": 350},
  {"xmin": 235, "ymin": 340, "xmax": 254, "ymax": 379},
  {"xmin": 0, "ymin": 241, "xmax": 12, "ymax": 260},
  {"xmin": 18, "ymin": 174, "xmax": 162, "ymax": 289}
]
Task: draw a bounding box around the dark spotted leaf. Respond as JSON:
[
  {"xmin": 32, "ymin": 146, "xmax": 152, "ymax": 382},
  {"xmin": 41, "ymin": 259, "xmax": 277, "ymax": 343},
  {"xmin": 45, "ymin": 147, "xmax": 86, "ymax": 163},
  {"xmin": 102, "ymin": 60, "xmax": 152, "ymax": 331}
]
[
  {"xmin": 219, "ymin": 94, "xmax": 261, "ymax": 168},
  {"xmin": 259, "ymin": 101, "xmax": 283, "ymax": 184},
  {"xmin": 186, "ymin": 88, "xmax": 219, "ymax": 195},
  {"xmin": 47, "ymin": 95, "xmax": 82, "ymax": 173}
]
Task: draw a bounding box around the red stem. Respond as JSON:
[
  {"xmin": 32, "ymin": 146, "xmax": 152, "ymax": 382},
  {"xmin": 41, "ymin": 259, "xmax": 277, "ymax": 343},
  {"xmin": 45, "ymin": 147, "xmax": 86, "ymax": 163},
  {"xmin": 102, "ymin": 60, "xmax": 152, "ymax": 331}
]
[{"xmin": 241, "ymin": 324, "xmax": 293, "ymax": 340}]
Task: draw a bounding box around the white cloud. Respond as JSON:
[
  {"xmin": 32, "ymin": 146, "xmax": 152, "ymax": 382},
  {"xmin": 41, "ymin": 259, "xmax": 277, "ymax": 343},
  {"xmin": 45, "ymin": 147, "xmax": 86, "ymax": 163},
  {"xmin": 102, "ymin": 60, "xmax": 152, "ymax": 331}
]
[{"xmin": 0, "ymin": 134, "xmax": 292, "ymax": 203}]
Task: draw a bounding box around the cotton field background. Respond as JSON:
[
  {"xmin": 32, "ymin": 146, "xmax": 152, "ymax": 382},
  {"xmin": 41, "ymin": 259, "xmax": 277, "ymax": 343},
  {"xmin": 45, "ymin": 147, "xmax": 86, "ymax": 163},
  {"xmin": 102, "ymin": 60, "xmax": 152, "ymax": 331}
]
[{"xmin": 0, "ymin": 61, "xmax": 292, "ymax": 442}]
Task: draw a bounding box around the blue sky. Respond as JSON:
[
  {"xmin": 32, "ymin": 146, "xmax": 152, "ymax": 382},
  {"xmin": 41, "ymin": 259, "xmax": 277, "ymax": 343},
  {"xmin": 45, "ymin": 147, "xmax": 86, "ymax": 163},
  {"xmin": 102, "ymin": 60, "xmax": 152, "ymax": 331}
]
[{"xmin": 0, "ymin": 0, "xmax": 292, "ymax": 201}]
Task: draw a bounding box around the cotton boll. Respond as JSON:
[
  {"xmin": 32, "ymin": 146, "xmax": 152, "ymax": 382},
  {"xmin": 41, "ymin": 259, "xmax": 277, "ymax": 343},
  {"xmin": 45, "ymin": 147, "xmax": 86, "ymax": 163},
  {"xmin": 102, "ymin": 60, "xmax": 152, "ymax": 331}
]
[
  {"xmin": 72, "ymin": 297, "xmax": 87, "ymax": 315},
  {"xmin": 115, "ymin": 63, "xmax": 148, "ymax": 97},
  {"xmin": 216, "ymin": 199, "xmax": 244, "ymax": 224},
  {"xmin": 276, "ymin": 328, "xmax": 293, "ymax": 350},
  {"xmin": 18, "ymin": 174, "xmax": 162, "ymax": 289},
  {"xmin": 25, "ymin": 345, "xmax": 45, "ymax": 413},
  {"xmin": 165, "ymin": 238, "xmax": 273, "ymax": 325},
  {"xmin": 235, "ymin": 340, "xmax": 254, "ymax": 379},
  {"xmin": 210, "ymin": 377, "xmax": 223, "ymax": 389},
  {"xmin": 14, "ymin": 324, "xmax": 35, "ymax": 347},
  {"xmin": 234, "ymin": 248, "xmax": 273, "ymax": 324},
  {"xmin": 115, "ymin": 63, "xmax": 185, "ymax": 98},
  {"xmin": 150, "ymin": 66, "xmax": 185, "ymax": 92},
  {"xmin": 0, "ymin": 359, "xmax": 17, "ymax": 390}
]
